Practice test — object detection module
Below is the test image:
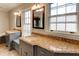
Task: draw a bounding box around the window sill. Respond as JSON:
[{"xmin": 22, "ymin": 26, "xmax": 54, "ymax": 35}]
[{"xmin": 49, "ymin": 31, "xmax": 79, "ymax": 40}]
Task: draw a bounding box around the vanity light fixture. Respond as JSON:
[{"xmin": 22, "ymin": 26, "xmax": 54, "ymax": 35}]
[
  {"xmin": 14, "ymin": 12, "xmax": 19, "ymax": 15},
  {"xmin": 14, "ymin": 11, "xmax": 21, "ymax": 16},
  {"xmin": 36, "ymin": 8, "xmax": 44, "ymax": 12},
  {"xmin": 32, "ymin": 3, "xmax": 44, "ymax": 10}
]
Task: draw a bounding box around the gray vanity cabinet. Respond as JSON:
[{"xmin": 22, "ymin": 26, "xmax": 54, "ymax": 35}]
[
  {"xmin": 19, "ymin": 40, "xmax": 54, "ymax": 56},
  {"xmin": 20, "ymin": 40, "xmax": 35, "ymax": 56},
  {"xmin": 5, "ymin": 32, "xmax": 20, "ymax": 50},
  {"xmin": 5, "ymin": 33, "xmax": 15, "ymax": 50}
]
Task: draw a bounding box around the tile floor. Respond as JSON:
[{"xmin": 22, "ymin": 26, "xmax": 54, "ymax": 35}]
[{"xmin": 0, "ymin": 44, "xmax": 19, "ymax": 56}]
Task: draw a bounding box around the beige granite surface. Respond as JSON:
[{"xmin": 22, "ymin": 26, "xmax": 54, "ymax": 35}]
[{"xmin": 20, "ymin": 34, "xmax": 79, "ymax": 53}]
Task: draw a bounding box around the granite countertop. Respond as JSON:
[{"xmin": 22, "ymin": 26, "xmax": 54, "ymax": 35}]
[
  {"xmin": 20, "ymin": 34, "xmax": 79, "ymax": 53},
  {"xmin": 0, "ymin": 32, "xmax": 6, "ymax": 37},
  {"xmin": 0, "ymin": 30, "xmax": 20, "ymax": 37},
  {"xmin": 0, "ymin": 30, "xmax": 15, "ymax": 37},
  {"xmin": 5, "ymin": 30, "xmax": 20, "ymax": 34}
]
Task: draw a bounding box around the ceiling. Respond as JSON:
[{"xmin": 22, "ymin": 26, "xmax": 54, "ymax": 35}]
[{"xmin": 0, "ymin": 3, "xmax": 22, "ymax": 12}]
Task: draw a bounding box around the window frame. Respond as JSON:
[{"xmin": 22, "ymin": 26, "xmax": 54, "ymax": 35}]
[{"xmin": 22, "ymin": 9, "xmax": 31, "ymax": 36}]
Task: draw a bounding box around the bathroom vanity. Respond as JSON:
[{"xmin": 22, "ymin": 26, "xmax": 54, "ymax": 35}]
[{"xmin": 19, "ymin": 33, "xmax": 79, "ymax": 56}]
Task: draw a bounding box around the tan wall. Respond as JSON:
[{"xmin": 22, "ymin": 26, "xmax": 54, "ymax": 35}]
[
  {"xmin": 9, "ymin": 3, "xmax": 33, "ymax": 29},
  {"xmin": 0, "ymin": 11, "xmax": 9, "ymax": 33},
  {"xmin": 9, "ymin": 12, "xmax": 16, "ymax": 29}
]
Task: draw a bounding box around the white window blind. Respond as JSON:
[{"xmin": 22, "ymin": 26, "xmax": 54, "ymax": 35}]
[
  {"xmin": 58, "ymin": 6, "xmax": 65, "ymax": 14},
  {"xmin": 49, "ymin": 3, "xmax": 77, "ymax": 32}
]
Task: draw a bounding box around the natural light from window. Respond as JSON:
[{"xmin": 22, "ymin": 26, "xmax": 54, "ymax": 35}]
[{"xmin": 22, "ymin": 10, "xmax": 31, "ymax": 36}]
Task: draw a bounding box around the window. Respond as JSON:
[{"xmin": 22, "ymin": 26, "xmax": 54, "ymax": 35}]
[
  {"xmin": 49, "ymin": 3, "xmax": 77, "ymax": 32},
  {"xmin": 22, "ymin": 10, "xmax": 31, "ymax": 36}
]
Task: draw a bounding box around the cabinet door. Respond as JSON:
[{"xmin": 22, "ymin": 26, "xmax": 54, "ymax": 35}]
[
  {"xmin": 36, "ymin": 46, "xmax": 54, "ymax": 56},
  {"xmin": 13, "ymin": 42, "xmax": 19, "ymax": 53},
  {"xmin": 20, "ymin": 40, "xmax": 34, "ymax": 56},
  {"xmin": 1, "ymin": 36, "xmax": 6, "ymax": 43},
  {"xmin": 0, "ymin": 37, "xmax": 2, "ymax": 44},
  {"xmin": 0, "ymin": 36, "xmax": 6, "ymax": 44},
  {"xmin": 5, "ymin": 34, "xmax": 9, "ymax": 47},
  {"xmin": 19, "ymin": 47, "xmax": 22, "ymax": 56},
  {"xmin": 21, "ymin": 47, "xmax": 33, "ymax": 56}
]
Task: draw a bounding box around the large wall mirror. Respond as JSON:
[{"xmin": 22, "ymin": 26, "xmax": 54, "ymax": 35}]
[
  {"xmin": 16, "ymin": 15, "xmax": 21, "ymax": 27},
  {"xmin": 32, "ymin": 6, "xmax": 45, "ymax": 29}
]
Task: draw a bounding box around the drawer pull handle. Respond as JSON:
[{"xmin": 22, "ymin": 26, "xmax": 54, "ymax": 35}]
[{"xmin": 24, "ymin": 52, "xmax": 28, "ymax": 56}]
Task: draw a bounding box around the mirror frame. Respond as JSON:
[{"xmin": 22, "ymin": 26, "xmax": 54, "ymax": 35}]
[{"xmin": 32, "ymin": 6, "xmax": 45, "ymax": 29}]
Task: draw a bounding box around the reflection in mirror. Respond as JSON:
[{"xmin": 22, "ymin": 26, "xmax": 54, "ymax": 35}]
[
  {"xmin": 33, "ymin": 7, "xmax": 45, "ymax": 29},
  {"xmin": 16, "ymin": 15, "xmax": 21, "ymax": 27}
]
